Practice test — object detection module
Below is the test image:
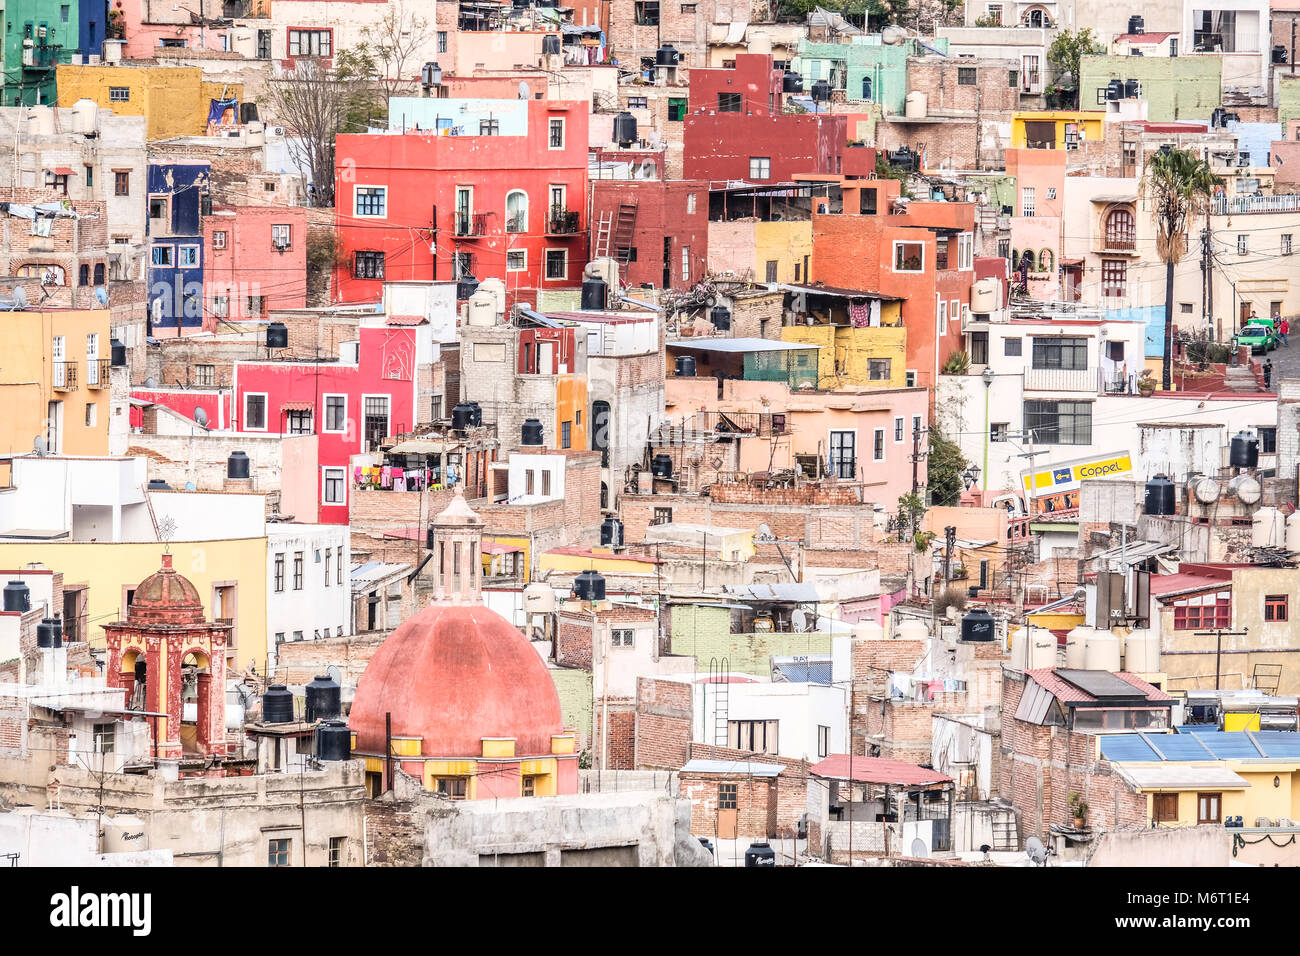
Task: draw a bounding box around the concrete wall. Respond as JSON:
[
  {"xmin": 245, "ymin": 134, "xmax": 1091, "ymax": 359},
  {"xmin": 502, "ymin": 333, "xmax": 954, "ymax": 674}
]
[{"xmin": 1086, "ymin": 823, "xmax": 1232, "ymax": 866}]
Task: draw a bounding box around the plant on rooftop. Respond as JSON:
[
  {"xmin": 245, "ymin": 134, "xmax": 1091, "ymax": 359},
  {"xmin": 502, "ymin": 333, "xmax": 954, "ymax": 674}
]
[
  {"xmin": 941, "ymin": 350, "xmax": 970, "ymax": 375},
  {"xmin": 1046, "ymin": 29, "xmax": 1104, "ymax": 109}
]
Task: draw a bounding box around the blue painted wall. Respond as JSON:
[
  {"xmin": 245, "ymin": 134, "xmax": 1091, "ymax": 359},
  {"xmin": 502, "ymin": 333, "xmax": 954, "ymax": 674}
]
[{"xmin": 147, "ymin": 163, "xmax": 210, "ymax": 331}]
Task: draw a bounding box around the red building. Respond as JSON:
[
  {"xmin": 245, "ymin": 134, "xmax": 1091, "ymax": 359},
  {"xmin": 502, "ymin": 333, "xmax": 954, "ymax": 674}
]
[
  {"xmin": 203, "ymin": 205, "xmax": 309, "ymax": 329},
  {"xmin": 812, "ymin": 178, "xmax": 976, "ymax": 395},
  {"xmin": 333, "ymin": 99, "xmax": 589, "ymax": 307},
  {"xmin": 589, "ymin": 179, "xmax": 709, "ymax": 288},
  {"xmin": 683, "ymin": 54, "xmax": 872, "ymax": 184}
]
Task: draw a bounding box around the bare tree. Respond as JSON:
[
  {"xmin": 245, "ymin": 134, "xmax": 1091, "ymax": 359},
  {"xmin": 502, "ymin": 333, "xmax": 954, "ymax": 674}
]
[
  {"xmin": 359, "ymin": 2, "xmax": 439, "ymax": 108},
  {"xmin": 263, "ymin": 58, "xmax": 381, "ymax": 207}
]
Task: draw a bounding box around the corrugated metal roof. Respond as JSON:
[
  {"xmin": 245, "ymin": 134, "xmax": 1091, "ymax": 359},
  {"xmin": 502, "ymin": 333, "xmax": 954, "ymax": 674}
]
[
  {"xmin": 810, "ymin": 754, "xmax": 952, "ymax": 787},
  {"xmin": 724, "ymin": 582, "xmax": 820, "ymax": 603},
  {"xmin": 680, "ymin": 759, "xmax": 784, "ymax": 776},
  {"xmin": 1087, "ymin": 540, "xmax": 1175, "ymax": 565},
  {"xmin": 350, "ymin": 561, "xmax": 410, "ymax": 588},
  {"xmin": 1118, "ymin": 765, "xmax": 1251, "ymax": 790}
]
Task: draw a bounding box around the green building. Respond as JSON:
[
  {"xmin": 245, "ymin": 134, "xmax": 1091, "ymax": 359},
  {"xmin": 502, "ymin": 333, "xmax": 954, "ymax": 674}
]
[
  {"xmin": 794, "ymin": 35, "xmax": 949, "ymax": 115},
  {"xmin": 3, "ymin": 0, "xmax": 108, "ymax": 106},
  {"xmin": 669, "ymin": 603, "xmax": 833, "ymax": 677},
  {"xmin": 1078, "ymin": 55, "xmax": 1221, "ymax": 122}
]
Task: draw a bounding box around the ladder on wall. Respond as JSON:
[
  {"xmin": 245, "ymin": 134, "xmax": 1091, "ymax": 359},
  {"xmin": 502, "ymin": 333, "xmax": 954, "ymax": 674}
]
[
  {"xmin": 593, "ymin": 210, "xmax": 614, "ymax": 259},
  {"xmin": 991, "ymin": 816, "xmax": 1019, "ymax": 852},
  {"xmin": 709, "ymin": 656, "xmax": 730, "ymax": 747}
]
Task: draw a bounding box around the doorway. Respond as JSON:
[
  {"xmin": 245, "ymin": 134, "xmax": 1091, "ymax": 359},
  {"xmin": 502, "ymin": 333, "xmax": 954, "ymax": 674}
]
[{"xmin": 1024, "ymin": 121, "xmax": 1055, "ymax": 149}]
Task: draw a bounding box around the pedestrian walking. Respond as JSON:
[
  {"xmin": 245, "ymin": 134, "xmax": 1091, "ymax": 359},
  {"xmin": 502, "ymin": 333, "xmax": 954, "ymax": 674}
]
[{"xmin": 1282, "ymin": 317, "xmax": 1290, "ymax": 347}]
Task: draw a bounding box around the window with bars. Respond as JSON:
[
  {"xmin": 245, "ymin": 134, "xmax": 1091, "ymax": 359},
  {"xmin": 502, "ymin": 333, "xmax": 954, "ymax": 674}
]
[
  {"xmin": 958, "ymin": 67, "xmax": 977, "ymax": 85},
  {"xmin": 1172, "ymin": 590, "xmax": 1231, "ymax": 629},
  {"xmin": 194, "ymin": 364, "xmax": 215, "ymax": 386},
  {"xmin": 652, "ymin": 507, "xmax": 672, "ymax": 525},
  {"xmin": 1023, "ymin": 400, "xmax": 1092, "ymax": 445},
  {"xmin": 479, "ymin": 118, "xmax": 500, "ymax": 135},
  {"xmin": 268, "ymin": 838, "xmax": 291, "ymax": 867},
  {"xmin": 1101, "ymin": 259, "xmax": 1127, "ymax": 297},
  {"xmin": 548, "ymin": 118, "xmax": 565, "ymax": 148},
  {"xmin": 1266, "ymin": 594, "xmax": 1288, "ymax": 622},
  {"xmin": 354, "ymin": 251, "xmax": 384, "ymax": 279},
  {"xmin": 611, "ymin": 628, "xmax": 634, "ymax": 646},
  {"xmin": 868, "ymin": 358, "xmax": 891, "ymax": 380},
  {"xmin": 545, "ymin": 249, "xmax": 567, "ymax": 279},
  {"xmin": 718, "ymin": 92, "xmax": 742, "ymax": 112},
  {"xmin": 287, "ymin": 410, "xmax": 312, "ymax": 434},
  {"xmin": 718, "ymin": 783, "xmax": 738, "ymax": 809},
  {"xmin": 1032, "ymin": 336, "xmax": 1088, "ymax": 370}
]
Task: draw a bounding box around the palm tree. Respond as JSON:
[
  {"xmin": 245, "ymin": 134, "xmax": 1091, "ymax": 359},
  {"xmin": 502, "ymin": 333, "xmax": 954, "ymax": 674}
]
[{"xmin": 1139, "ymin": 148, "xmax": 1222, "ymax": 390}]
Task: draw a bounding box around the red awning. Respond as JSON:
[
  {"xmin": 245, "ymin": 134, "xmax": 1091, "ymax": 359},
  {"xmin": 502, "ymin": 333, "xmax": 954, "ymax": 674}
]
[
  {"xmin": 281, "ymin": 401, "xmax": 314, "ymax": 412},
  {"xmin": 49, "ymin": 167, "xmax": 75, "ymax": 176}
]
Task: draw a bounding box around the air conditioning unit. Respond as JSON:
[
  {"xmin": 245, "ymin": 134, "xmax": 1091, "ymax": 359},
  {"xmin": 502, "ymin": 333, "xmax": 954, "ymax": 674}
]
[{"xmin": 272, "ymin": 126, "xmax": 285, "ymax": 136}]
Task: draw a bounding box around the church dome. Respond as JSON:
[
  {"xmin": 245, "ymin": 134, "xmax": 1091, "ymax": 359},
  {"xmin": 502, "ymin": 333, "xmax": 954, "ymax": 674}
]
[
  {"xmin": 349, "ymin": 602, "xmax": 564, "ymax": 758},
  {"xmin": 128, "ymin": 553, "xmax": 206, "ymax": 625}
]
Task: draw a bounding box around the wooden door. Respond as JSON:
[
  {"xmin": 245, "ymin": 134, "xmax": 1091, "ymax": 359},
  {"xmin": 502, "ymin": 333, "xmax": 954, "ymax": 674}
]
[{"xmin": 718, "ymin": 809, "xmax": 738, "ymax": 840}]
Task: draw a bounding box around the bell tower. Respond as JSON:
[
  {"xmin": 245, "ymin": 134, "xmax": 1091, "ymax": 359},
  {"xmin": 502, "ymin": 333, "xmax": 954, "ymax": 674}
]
[{"xmin": 430, "ymin": 488, "xmax": 484, "ymax": 605}]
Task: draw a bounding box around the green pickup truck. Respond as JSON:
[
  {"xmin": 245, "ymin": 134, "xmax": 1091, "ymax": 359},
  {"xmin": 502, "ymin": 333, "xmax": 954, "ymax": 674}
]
[{"xmin": 1235, "ymin": 321, "xmax": 1279, "ymax": 354}]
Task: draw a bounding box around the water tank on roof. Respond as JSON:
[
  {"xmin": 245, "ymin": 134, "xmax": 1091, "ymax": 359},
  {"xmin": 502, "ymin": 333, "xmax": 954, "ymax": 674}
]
[
  {"xmin": 1124, "ymin": 78, "xmax": 1141, "ymax": 98},
  {"xmin": 148, "ymin": 479, "xmax": 171, "ymax": 491},
  {"xmin": 710, "ymin": 306, "xmax": 731, "ymax": 331},
  {"xmin": 581, "ymin": 275, "xmax": 608, "ymax": 311},
  {"xmin": 466, "ymin": 402, "xmax": 482, "ymax": 427},
  {"xmin": 971, "ymin": 277, "xmax": 1000, "ymax": 313},
  {"xmin": 305, "ymin": 674, "xmax": 341, "ymax": 722},
  {"xmin": 1230, "ymin": 430, "xmax": 1259, "ymax": 469},
  {"xmin": 1231, "ymin": 474, "xmax": 1261, "ymax": 505},
  {"xmin": 315, "ymin": 719, "xmax": 352, "ymax": 761},
  {"xmin": 542, "ymin": 34, "xmax": 561, "ymax": 56},
  {"xmin": 1128, "ymin": 15, "xmax": 1145, "ymax": 34},
  {"xmin": 1065, "ymin": 625, "xmax": 1094, "ymax": 669},
  {"xmin": 265, "ymin": 321, "xmax": 288, "ymax": 349},
  {"xmin": 1026, "ymin": 626, "xmax": 1056, "ymax": 669},
  {"xmin": 426, "ymin": 525, "xmax": 436, "ymax": 550},
  {"xmin": 421, "ymin": 62, "xmax": 442, "ymax": 88},
  {"xmin": 651, "ymin": 453, "xmax": 673, "ymax": 478},
  {"xmin": 960, "ymin": 608, "xmax": 995, "ymax": 642},
  {"xmin": 451, "ymin": 403, "xmax": 475, "ymax": 431},
  {"xmin": 572, "ymin": 570, "xmax": 606, "ymax": 601},
  {"xmin": 675, "ymin": 355, "xmax": 697, "ymax": 377},
  {"xmin": 1124, "ymin": 628, "xmax": 1160, "ymax": 672},
  {"xmin": 3, "ymin": 581, "xmax": 30, "ymax": 613},
  {"xmin": 896, "ymin": 619, "xmax": 929, "ymax": 643},
  {"xmin": 744, "ymin": 842, "xmax": 776, "ymax": 867},
  {"xmin": 261, "ymin": 684, "xmax": 294, "ymax": 724},
  {"xmin": 783, "ymin": 72, "xmax": 803, "ymax": 94},
  {"xmin": 1253, "ymin": 506, "xmax": 1284, "ymax": 547},
  {"xmin": 521, "ymin": 418, "xmax": 544, "ymax": 446},
  {"xmin": 853, "ymin": 619, "xmax": 884, "ymax": 641},
  {"xmin": 600, "ymin": 516, "xmax": 624, "ymax": 548},
  {"xmin": 110, "ymin": 337, "xmax": 126, "ymax": 366},
  {"xmin": 227, "ymin": 451, "xmax": 250, "ymax": 479},
  {"xmin": 811, "ymin": 79, "xmax": 831, "ymax": 102},
  {"xmin": 524, "ymin": 583, "xmax": 557, "ymax": 613},
  {"xmin": 1144, "ymin": 475, "xmax": 1175, "ymax": 515},
  {"xmin": 904, "ymin": 91, "xmax": 928, "ymax": 118},
  {"xmin": 36, "ymin": 619, "xmax": 56, "ymax": 649},
  {"xmin": 1084, "ymin": 630, "xmax": 1121, "ymax": 672},
  {"xmin": 613, "ymin": 111, "xmax": 637, "ymax": 147},
  {"xmin": 51, "ymin": 617, "xmax": 62, "ymax": 645},
  {"xmin": 71, "ymin": 98, "xmax": 96, "ymax": 134},
  {"xmin": 456, "ymin": 274, "xmax": 480, "ymax": 301},
  {"xmin": 466, "ymin": 292, "xmax": 496, "ymax": 327},
  {"xmin": 240, "ymin": 102, "xmax": 259, "ymax": 124},
  {"xmin": 1106, "ymin": 79, "xmax": 1123, "ymax": 101},
  {"xmin": 479, "ymin": 277, "xmax": 506, "ymax": 316},
  {"xmin": 1009, "ymin": 625, "xmax": 1029, "ymax": 669},
  {"xmin": 656, "ymin": 44, "xmax": 679, "ymax": 66},
  {"xmin": 1287, "ymin": 511, "xmax": 1300, "ymax": 553}
]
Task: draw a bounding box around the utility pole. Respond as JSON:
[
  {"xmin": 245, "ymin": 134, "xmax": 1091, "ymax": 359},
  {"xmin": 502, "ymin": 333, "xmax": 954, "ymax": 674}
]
[{"xmin": 1194, "ymin": 627, "xmax": 1249, "ymax": 690}]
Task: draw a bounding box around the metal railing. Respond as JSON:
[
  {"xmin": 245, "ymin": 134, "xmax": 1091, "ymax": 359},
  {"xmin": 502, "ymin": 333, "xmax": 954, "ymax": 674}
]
[
  {"xmin": 455, "ymin": 212, "xmax": 487, "ymax": 237},
  {"xmin": 52, "ymin": 361, "xmax": 78, "ymax": 390},
  {"xmin": 86, "ymin": 358, "xmax": 110, "ymax": 387},
  {"xmin": 547, "ymin": 208, "xmax": 581, "ymax": 235},
  {"xmin": 1023, "ymin": 365, "xmax": 1098, "ymax": 392},
  {"xmin": 1213, "ymin": 194, "xmax": 1300, "ymax": 216},
  {"xmin": 1097, "ymin": 234, "xmax": 1137, "ymax": 252}
]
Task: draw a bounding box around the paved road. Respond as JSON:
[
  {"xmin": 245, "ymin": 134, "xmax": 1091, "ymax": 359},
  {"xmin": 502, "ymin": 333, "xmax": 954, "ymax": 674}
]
[{"xmin": 1265, "ymin": 336, "xmax": 1300, "ymax": 386}]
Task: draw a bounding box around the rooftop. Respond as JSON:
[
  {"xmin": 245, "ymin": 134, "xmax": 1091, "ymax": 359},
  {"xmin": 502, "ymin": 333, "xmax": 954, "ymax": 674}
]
[
  {"xmin": 1101, "ymin": 730, "xmax": 1300, "ymax": 762},
  {"xmin": 810, "ymin": 754, "xmax": 954, "ymax": 788}
]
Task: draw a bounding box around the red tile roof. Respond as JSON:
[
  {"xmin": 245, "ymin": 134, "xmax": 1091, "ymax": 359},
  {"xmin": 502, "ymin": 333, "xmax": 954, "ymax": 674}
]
[
  {"xmin": 1025, "ymin": 669, "xmax": 1173, "ymax": 703},
  {"xmin": 810, "ymin": 754, "xmax": 953, "ymax": 787},
  {"xmin": 1115, "ymin": 31, "xmax": 1177, "ymax": 43},
  {"xmin": 387, "ymin": 315, "xmax": 426, "ymax": 325},
  {"xmin": 1149, "ymin": 573, "xmax": 1229, "ymax": 597}
]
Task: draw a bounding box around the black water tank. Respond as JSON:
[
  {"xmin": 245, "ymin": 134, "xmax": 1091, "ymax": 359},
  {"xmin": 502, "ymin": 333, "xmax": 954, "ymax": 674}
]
[
  {"xmin": 110, "ymin": 337, "xmax": 126, "ymax": 366},
  {"xmin": 1230, "ymin": 430, "xmax": 1259, "ymax": 469},
  {"xmin": 542, "ymin": 34, "xmax": 560, "ymax": 55},
  {"xmin": 1124, "ymin": 78, "xmax": 1141, "ymax": 98},
  {"xmin": 51, "ymin": 617, "xmax": 62, "ymax": 645},
  {"xmin": 305, "ymin": 674, "xmax": 341, "ymax": 722},
  {"xmin": 744, "ymin": 842, "xmax": 777, "ymax": 867},
  {"xmin": 675, "ymin": 355, "xmax": 697, "ymax": 377},
  {"xmin": 581, "ymin": 275, "xmax": 608, "ymax": 311},
  {"xmin": 315, "ymin": 719, "xmax": 352, "ymax": 761},
  {"xmin": 36, "ymin": 619, "xmax": 55, "ymax": 648},
  {"xmin": 265, "ymin": 321, "xmax": 288, "ymax": 349},
  {"xmin": 522, "ymin": 418, "xmax": 544, "ymax": 446},
  {"xmin": 426, "ymin": 524, "xmax": 436, "ymax": 549},
  {"xmin": 710, "ymin": 306, "xmax": 731, "ymax": 331},
  {"xmin": 3, "ymin": 581, "xmax": 30, "ymax": 613},
  {"xmin": 811, "ymin": 79, "xmax": 831, "ymax": 102},
  {"xmin": 782, "ymin": 72, "xmax": 803, "ymax": 94},
  {"xmin": 451, "ymin": 403, "xmax": 475, "ymax": 431},
  {"xmin": 466, "ymin": 402, "xmax": 482, "ymax": 427},
  {"xmin": 651, "ymin": 453, "xmax": 673, "ymax": 478},
  {"xmin": 1128, "ymin": 15, "xmax": 1144, "ymax": 34},
  {"xmin": 961, "ymin": 608, "xmax": 995, "ymax": 642},
  {"xmin": 1274, "ymin": 45, "xmax": 1289, "ymax": 64},
  {"xmin": 1144, "ymin": 475, "xmax": 1176, "ymax": 516},
  {"xmin": 601, "ymin": 516, "xmax": 624, "ymax": 547},
  {"xmin": 457, "ymin": 274, "xmax": 480, "ymax": 300},
  {"xmin": 147, "ymin": 479, "xmax": 171, "ymax": 490},
  {"xmin": 655, "ymin": 44, "xmax": 679, "ymax": 66},
  {"xmin": 572, "ymin": 569, "xmax": 606, "ymax": 601},
  {"xmin": 613, "ymin": 111, "xmax": 637, "ymax": 147},
  {"xmin": 262, "ymin": 684, "xmax": 295, "ymax": 723},
  {"xmin": 240, "ymin": 102, "xmax": 259, "ymax": 124},
  {"xmin": 227, "ymin": 451, "xmax": 250, "ymax": 479},
  {"xmin": 1106, "ymin": 79, "xmax": 1122, "ymax": 100}
]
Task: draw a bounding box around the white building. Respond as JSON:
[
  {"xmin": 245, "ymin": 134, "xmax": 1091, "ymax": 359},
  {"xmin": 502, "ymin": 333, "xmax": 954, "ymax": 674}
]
[
  {"xmin": 684, "ymin": 674, "xmax": 849, "ymax": 763},
  {"xmin": 267, "ymin": 524, "xmax": 351, "ymax": 665}
]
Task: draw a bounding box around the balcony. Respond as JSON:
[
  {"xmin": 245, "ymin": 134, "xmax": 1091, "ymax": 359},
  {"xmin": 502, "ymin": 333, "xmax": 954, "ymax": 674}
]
[
  {"xmin": 1213, "ymin": 194, "xmax": 1300, "ymax": 216},
  {"xmin": 86, "ymin": 359, "xmax": 110, "ymax": 388},
  {"xmin": 1023, "ymin": 365, "xmax": 1098, "ymax": 392},
  {"xmin": 52, "ymin": 361, "xmax": 78, "ymax": 390},
  {"xmin": 546, "ymin": 208, "xmax": 581, "ymax": 235},
  {"xmin": 1021, "ymin": 71, "xmax": 1042, "ymax": 94},
  {"xmin": 1094, "ymin": 234, "xmax": 1139, "ymax": 255},
  {"xmin": 455, "ymin": 212, "xmax": 488, "ymax": 238}
]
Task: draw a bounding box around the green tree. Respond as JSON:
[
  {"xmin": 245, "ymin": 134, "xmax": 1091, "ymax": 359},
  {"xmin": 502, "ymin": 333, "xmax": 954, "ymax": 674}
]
[
  {"xmin": 1139, "ymin": 148, "xmax": 1222, "ymax": 389},
  {"xmin": 927, "ymin": 424, "xmax": 968, "ymax": 507},
  {"xmin": 1046, "ymin": 28, "xmax": 1104, "ymax": 109}
]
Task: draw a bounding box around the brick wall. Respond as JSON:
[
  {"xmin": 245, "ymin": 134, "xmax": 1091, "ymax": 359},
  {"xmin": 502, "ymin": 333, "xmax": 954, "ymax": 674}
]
[
  {"xmin": 556, "ymin": 613, "xmax": 593, "ymax": 669},
  {"xmin": 729, "ymin": 291, "xmax": 784, "ymax": 340},
  {"xmin": 679, "ymin": 771, "xmax": 775, "ymax": 838},
  {"xmin": 634, "ymin": 675, "xmax": 693, "ymax": 769},
  {"xmin": 594, "ymin": 699, "xmax": 636, "ymax": 769},
  {"xmin": 273, "ymin": 632, "xmax": 386, "ymax": 686},
  {"xmin": 688, "ymin": 741, "xmax": 810, "ymax": 835}
]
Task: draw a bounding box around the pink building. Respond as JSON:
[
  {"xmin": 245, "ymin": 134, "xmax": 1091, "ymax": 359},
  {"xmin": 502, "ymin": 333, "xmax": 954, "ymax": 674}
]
[
  {"xmin": 1005, "ymin": 147, "xmax": 1064, "ymax": 300},
  {"xmin": 115, "ymin": 0, "xmax": 252, "ymax": 59},
  {"xmin": 203, "ymin": 206, "xmax": 309, "ymax": 329}
]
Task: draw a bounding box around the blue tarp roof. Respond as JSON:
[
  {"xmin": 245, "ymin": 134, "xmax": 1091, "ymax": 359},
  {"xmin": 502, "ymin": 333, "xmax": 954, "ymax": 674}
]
[{"xmin": 1101, "ymin": 730, "xmax": 1300, "ymax": 762}]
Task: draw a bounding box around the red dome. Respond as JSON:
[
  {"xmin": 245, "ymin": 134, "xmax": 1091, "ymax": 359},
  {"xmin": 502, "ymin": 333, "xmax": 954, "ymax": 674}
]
[{"xmin": 349, "ymin": 603, "xmax": 565, "ymax": 758}]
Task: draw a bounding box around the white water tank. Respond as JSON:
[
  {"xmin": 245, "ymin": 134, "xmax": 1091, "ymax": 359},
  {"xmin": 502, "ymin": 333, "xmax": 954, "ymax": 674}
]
[
  {"xmin": 102, "ymin": 39, "xmax": 124, "ymax": 64},
  {"xmin": 1084, "ymin": 630, "xmax": 1121, "ymax": 671},
  {"xmin": 971, "ymin": 277, "xmax": 1000, "ymax": 313},
  {"xmin": 1287, "ymin": 511, "xmax": 1300, "ymax": 553},
  {"xmin": 1025, "ymin": 627, "xmax": 1056, "ymax": 669},
  {"xmin": 896, "ymin": 619, "xmax": 929, "ymax": 642},
  {"xmin": 1124, "ymin": 627, "xmax": 1160, "ymax": 672},
  {"xmin": 905, "ymin": 91, "xmax": 928, "ymax": 119},
  {"xmin": 71, "ymin": 98, "xmax": 97, "ymax": 135},
  {"xmin": 1253, "ymin": 506, "xmax": 1284, "ymax": 547},
  {"xmin": 748, "ymin": 32, "xmax": 773, "ymax": 55},
  {"xmin": 1065, "ymin": 625, "xmax": 1094, "ymax": 669},
  {"xmin": 479, "ymin": 276, "xmax": 507, "ymax": 317},
  {"xmin": 466, "ymin": 292, "xmax": 496, "ymax": 327},
  {"xmin": 28, "ymin": 105, "xmax": 55, "ymax": 136},
  {"xmin": 523, "ymin": 583, "xmax": 557, "ymax": 613},
  {"xmin": 101, "ymin": 814, "xmax": 148, "ymax": 853},
  {"xmin": 1009, "ymin": 625, "xmax": 1028, "ymax": 669},
  {"xmin": 229, "ymin": 29, "xmax": 255, "ymax": 59},
  {"xmin": 853, "ymin": 619, "xmax": 885, "ymax": 642},
  {"xmin": 585, "ymin": 257, "xmax": 619, "ymax": 290}
]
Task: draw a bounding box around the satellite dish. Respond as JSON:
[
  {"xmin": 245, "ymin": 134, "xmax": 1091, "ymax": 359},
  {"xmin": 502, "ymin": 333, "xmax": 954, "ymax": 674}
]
[
  {"xmin": 193, "ymin": 406, "xmax": 209, "ymax": 427},
  {"xmin": 756, "ymin": 523, "xmax": 775, "ymax": 542},
  {"xmin": 11, "ymin": 286, "xmax": 28, "ymax": 309},
  {"xmin": 326, "ymin": 665, "xmax": 342, "ymax": 684},
  {"xmin": 791, "ymin": 608, "xmax": 808, "ymax": 633},
  {"xmin": 1026, "ymin": 836, "xmax": 1048, "ymax": 866},
  {"xmin": 519, "ymin": 80, "xmax": 531, "ymax": 100},
  {"xmin": 94, "ymin": 286, "xmax": 109, "ymax": 306},
  {"xmin": 184, "ymin": 481, "xmax": 196, "ymax": 491},
  {"xmin": 33, "ymin": 435, "xmax": 47, "ymax": 456},
  {"xmin": 144, "ymin": 377, "xmax": 158, "ymax": 388}
]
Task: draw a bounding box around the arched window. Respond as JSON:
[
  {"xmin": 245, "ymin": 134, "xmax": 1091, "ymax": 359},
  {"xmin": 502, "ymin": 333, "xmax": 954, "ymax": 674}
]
[
  {"xmin": 1105, "ymin": 207, "xmax": 1136, "ymax": 249},
  {"xmin": 1028, "ymin": 9, "xmax": 1044, "ymax": 27},
  {"xmin": 1038, "ymin": 248, "xmax": 1054, "ymax": 273},
  {"xmin": 79, "ymin": 264, "xmax": 90, "ymax": 286},
  {"xmin": 1011, "ymin": 248, "xmax": 1020, "ymax": 266},
  {"xmin": 862, "ymin": 76, "xmax": 873, "ymax": 101},
  {"xmin": 506, "ymin": 190, "xmax": 528, "ymax": 233},
  {"xmin": 93, "ymin": 263, "xmax": 105, "ymax": 285}
]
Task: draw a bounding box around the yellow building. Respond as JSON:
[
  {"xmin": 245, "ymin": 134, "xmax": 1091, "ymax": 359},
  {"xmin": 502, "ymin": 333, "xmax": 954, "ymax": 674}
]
[
  {"xmin": 56, "ymin": 65, "xmax": 243, "ymax": 140},
  {"xmin": 1010, "ymin": 111, "xmax": 1106, "ymax": 150},
  {"xmin": 0, "ymin": 538, "xmax": 268, "ymax": 671},
  {"xmin": 781, "ymin": 305, "xmax": 906, "ymax": 389},
  {"xmin": 0, "ymin": 308, "xmax": 111, "ymax": 456},
  {"xmin": 539, "ymin": 546, "xmax": 660, "ymax": 576},
  {"xmin": 709, "ymin": 220, "xmax": 813, "ymax": 284}
]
